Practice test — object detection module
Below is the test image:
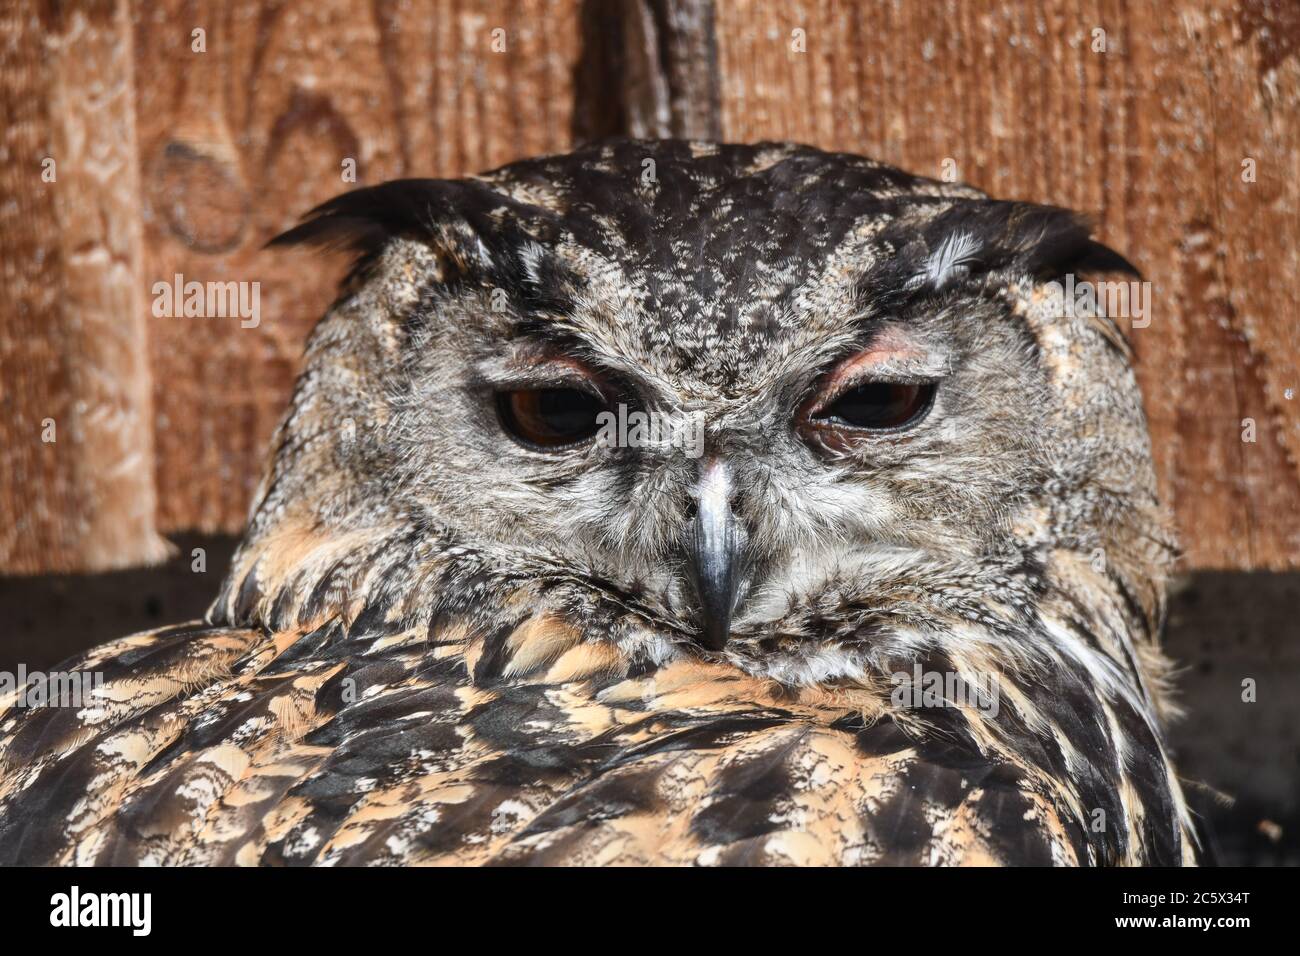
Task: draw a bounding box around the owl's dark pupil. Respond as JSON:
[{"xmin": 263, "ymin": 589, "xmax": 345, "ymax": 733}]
[
  {"xmin": 498, "ymin": 388, "xmax": 606, "ymax": 448},
  {"xmin": 819, "ymin": 382, "xmax": 935, "ymax": 430}
]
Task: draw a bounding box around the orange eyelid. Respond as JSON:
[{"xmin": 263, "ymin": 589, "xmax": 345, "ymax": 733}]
[
  {"xmin": 513, "ymin": 351, "xmax": 588, "ymax": 373},
  {"xmin": 806, "ymin": 336, "xmax": 926, "ymax": 415},
  {"xmin": 507, "ymin": 352, "xmax": 610, "ymax": 395}
]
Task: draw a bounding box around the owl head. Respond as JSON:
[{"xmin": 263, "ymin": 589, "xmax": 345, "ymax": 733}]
[{"xmin": 217, "ymin": 139, "xmax": 1173, "ymax": 695}]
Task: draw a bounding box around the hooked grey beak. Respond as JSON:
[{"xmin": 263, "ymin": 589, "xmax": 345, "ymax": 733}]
[{"xmin": 687, "ymin": 458, "xmax": 747, "ymax": 651}]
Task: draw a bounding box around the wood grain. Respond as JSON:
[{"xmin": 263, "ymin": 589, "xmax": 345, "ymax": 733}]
[
  {"xmin": 714, "ymin": 0, "xmax": 1300, "ymax": 569},
  {"xmin": 576, "ymin": 0, "xmax": 721, "ymax": 139},
  {"xmin": 0, "ymin": 0, "xmax": 169, "ymax": 573}
]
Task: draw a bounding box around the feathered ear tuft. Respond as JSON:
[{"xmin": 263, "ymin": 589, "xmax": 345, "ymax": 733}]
[
  {"xmin": 273, "ymin": 177, "xmax": 557, "ymax": 258},
  {"xmin": 267, "ymin": 180, "xmax": 486, "ymax": 286},
  {"xmin": 987, "ymin": 202, "xmax": 1139, "ymax": 280},
  {"xmin": 922, "ymin": 200, "xmax": 1140, "ymax": 282},
  {"xmin": 268, "ymin": 180, "xmax": 454, "ymax": 254},
  {"xmin": 267, "ymin": 179, "xmax": 577, "ymax": 313},
  {"xmin": 883, "ymin": 197, "xmax": 1138, "ymax": 283},
  {"xmin": 877, "ymin": 200, "xmax": 1139, "ymax": 302}
]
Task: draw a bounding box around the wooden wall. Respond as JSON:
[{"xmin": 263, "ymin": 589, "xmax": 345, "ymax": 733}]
[{"xmin": 2, "ymin": 0, "xmax": 1297, "ymax": 573}]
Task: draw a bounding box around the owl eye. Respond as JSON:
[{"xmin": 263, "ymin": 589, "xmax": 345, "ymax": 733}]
[
  {"xmin": 812, "ymin": 381, "xmax": 936, "ymax": 432},
  {"xmin": 497, "ymin": 388, "xmax": 608, "ymax": 449}
]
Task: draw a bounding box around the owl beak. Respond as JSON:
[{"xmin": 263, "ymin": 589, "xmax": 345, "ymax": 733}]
[{"xmin": 687, "ymin": 458, "xmax": 746, "ymax": 651}]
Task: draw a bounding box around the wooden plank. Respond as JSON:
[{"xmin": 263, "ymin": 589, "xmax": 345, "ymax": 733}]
[
  {"xmin": 575, "ymin": 0, "xmax": 722, "ymax": 141},
  {"xmin": 713, "ymin": 0, "xmax": 1300, "ymax": 569},
  {"xmin": 134, "ymin": 0, "xmax": 585, "ymax": 534},
  {"xmin": 0, "ymin": 0, "xmax": 168, "ymax": 573}
]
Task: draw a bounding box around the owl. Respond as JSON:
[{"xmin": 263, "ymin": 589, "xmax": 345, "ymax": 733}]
[{"xmin": 0, "ymin": 140, "xmax": 1196, "ymax": 866}]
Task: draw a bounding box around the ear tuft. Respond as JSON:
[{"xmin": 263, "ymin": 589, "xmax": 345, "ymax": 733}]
[
  {"xmin": 268, "ymin": 179, "xmax": 457, "ymax": 257},
  {"xmin": 991, "ymin": 203, "xmax": 1140, "ymax": 280},
  {"xmin": 267, "ymin": 178, "xmax": 534, "ymax": 282},
  {"xmin": 931, "ymin": 200, "xmax": 1140, "ymax": 281},
  {"xmin": 868, "ymin": 199, "xmax": 1139, "ymax": 313},
  {"xmin": 268, "ymin": 179, "xmax": 578, "ymax": 313}
]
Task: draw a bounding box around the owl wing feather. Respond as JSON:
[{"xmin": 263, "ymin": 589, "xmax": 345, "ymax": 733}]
[{"xmin": 0, "ymin": 616, "xmax": 1083, "ymax": 866}]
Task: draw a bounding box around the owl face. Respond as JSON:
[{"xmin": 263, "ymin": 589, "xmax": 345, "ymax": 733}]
[
  {"xmin": 388, "ymin": 244, "xmax": 1049, "ymax": 649},
  {"xmin": 263, "ymin": 140, "xmax": 1160, "ymax": 680}
]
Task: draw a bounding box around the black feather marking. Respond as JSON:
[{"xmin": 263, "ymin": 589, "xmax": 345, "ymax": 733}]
[
  {"xmin": 970, "ymin": 785, "xmax": 1059, "ymax": 866},
  {"xmin": 689, "ymin": 728, "xmax": 807, "ymax": 847},
  {"xmin": 514, "ymin": 764, "xmax": 665, "ymax": 837}
]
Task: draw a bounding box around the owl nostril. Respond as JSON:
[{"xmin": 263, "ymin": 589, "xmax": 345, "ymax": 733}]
[{"xmin": 684, "ymin": 500, "xmax": 698, "ymax": 521}]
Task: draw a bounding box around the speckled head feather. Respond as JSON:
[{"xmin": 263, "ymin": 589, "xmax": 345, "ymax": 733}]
[{"xmin": 0, "ymin": 140, "xmax": 1194, "ymax": 866}]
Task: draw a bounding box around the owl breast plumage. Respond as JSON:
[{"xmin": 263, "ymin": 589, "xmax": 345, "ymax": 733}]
[{"xmin": 0, "ymin": 140, "xmax": 1196, "ymax": 866}]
